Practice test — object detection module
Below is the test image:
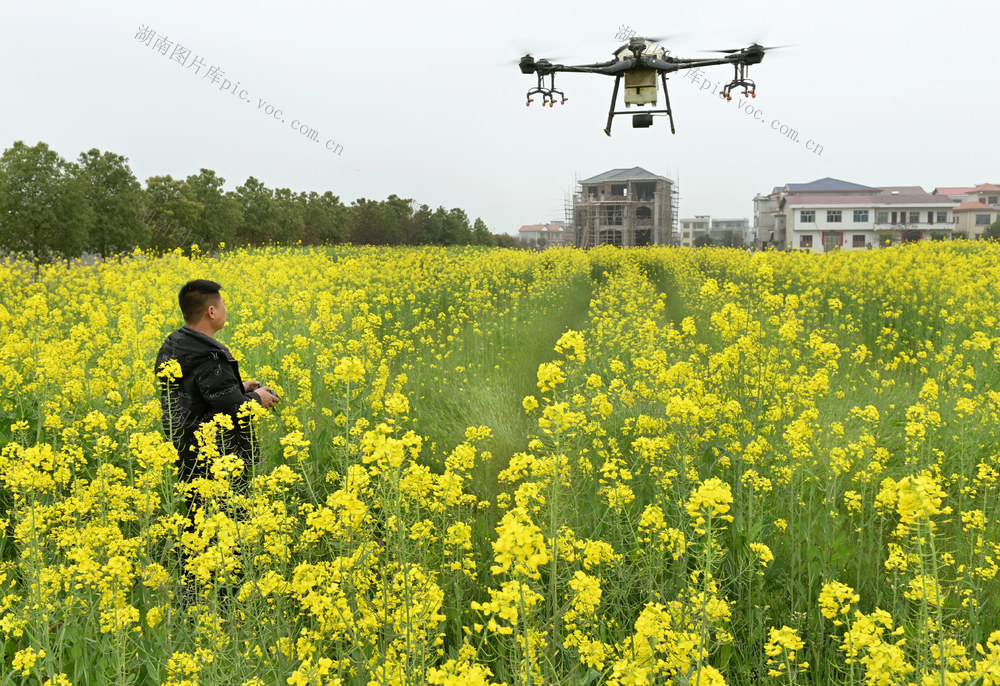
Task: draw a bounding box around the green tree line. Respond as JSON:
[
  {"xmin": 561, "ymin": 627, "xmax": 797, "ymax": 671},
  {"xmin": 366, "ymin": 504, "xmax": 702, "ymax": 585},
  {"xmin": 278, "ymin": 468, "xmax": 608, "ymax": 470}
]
[{"xmin": 0, "ymin": 141, "xmax": 520, "ymax": 262}]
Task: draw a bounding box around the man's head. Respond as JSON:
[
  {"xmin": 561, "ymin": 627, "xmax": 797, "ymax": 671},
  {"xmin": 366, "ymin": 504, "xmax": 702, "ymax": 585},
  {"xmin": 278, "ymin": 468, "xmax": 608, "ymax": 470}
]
[{"xmin": 179, "ymin": 279, "xmax": 227, "ymax": 333}]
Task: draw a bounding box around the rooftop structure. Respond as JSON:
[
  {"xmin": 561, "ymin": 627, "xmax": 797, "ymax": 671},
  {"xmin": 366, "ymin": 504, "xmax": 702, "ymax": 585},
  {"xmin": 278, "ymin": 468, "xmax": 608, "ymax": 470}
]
[{"xmin": 571, "ymin": 167, "xmax": 677, "ymax": 248}]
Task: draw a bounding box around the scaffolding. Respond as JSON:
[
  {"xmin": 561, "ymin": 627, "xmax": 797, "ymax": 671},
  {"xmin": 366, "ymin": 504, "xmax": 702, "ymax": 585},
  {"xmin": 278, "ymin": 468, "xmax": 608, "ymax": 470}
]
[{"xmin": 572, "ymin": 168, "xmax": 677, "ymax": 248}]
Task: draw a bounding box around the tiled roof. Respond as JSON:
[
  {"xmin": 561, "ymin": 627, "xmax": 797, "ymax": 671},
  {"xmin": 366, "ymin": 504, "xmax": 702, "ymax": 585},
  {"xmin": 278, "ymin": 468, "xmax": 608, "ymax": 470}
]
[
  {"xmin": 784, "ymin": 177, "xmax": 876, "ymax": 192},
  {"xmin": 875, "ymin": 188, "xmax": 954, "ymax": 205},
  {"xmin": 953, "ymin": 201, "xmax": 996, "ymax": 212},
  {"xmin": 974, "ymin": 183, "xmax": 1000, "ymax": 192},
  {"xmin": 934, "ymin": 187, "xmax": 976, "ymax": 195},
  {"xmin": 783, "ymin": 190, "xmax": 954, "ymax": 208},
  {"xmin": 581, "ymin": 167, "xmax": 665, "ymax": 183}
]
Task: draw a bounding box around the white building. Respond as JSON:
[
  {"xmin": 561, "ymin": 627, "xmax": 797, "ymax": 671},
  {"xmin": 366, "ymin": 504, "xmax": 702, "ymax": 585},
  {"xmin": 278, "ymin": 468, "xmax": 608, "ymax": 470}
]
[
  {"xmin": 679, "ymin": 216, "xmax": 710, "ymax": 247},
  {"xmin": 710, "ymin": 218, "xmax": 751, "ymax": 246},
  {"xmin": 517, "ymin": 222, "xmax": 570, "ymax": 248},
  {"xmin": 781, "ymin": 187, "xmax": 955, "ymax": 252},
  {"xmin": 754, "ymin": 178, "xmax": 877, "ymax": 249}
]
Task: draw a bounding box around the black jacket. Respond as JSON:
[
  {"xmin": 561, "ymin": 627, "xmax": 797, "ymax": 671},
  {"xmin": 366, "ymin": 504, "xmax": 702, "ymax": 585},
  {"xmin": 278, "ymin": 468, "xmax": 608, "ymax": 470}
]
[{"xmin": 155, "ymin": 326, "xmax": 263, "ymax": 481}]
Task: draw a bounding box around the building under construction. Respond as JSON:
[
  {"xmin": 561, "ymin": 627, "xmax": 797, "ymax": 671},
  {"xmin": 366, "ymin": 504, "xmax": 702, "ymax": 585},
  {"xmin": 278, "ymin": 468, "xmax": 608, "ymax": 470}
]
[{"xmin": 570, "ymin": 167, "xmax": 678, "ymax": 248}]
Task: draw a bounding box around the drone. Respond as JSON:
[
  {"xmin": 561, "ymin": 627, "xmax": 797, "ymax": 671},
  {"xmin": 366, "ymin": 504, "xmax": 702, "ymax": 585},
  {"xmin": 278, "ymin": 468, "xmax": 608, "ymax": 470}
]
[{"xmin": 518, "ymin": 37, "xmax": 779, "ymax": 135}]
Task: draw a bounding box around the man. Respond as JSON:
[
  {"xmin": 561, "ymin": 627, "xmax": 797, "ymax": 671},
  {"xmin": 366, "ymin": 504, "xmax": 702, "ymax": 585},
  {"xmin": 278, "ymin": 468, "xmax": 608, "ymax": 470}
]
[{"xmin": 155, "ymin": 279, "xmax": 278, "ymax": 484}]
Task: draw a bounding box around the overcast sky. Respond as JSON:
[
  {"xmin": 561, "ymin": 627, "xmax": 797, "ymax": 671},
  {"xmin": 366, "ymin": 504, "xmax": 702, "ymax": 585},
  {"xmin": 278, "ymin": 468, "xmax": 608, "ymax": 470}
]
[{"xmin": 2, "ymin": 0, "xmax": 997, "ymax": 234}]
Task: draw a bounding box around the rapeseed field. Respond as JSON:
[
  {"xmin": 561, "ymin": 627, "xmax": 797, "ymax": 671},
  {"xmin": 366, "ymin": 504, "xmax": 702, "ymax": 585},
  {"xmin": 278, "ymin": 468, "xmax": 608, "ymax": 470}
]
[{"xmin": 2, "ymin": 243, "xmax": 1000, "ymax": 685}]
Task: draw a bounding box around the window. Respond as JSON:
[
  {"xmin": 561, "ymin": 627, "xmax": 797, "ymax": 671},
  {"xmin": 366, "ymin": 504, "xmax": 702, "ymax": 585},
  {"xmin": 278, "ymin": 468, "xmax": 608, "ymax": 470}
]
[
  {"xmin": 989, "ymin": 196, "xmax": 998, "ymax": 204},
  {"xmin": 852, "ymin": 235, "xmax": 866, "ymax": 248},
  {"xmin": 800, "ymin": 210, "xmax": 815, "ymax": 222},
  {"xmin": 683, "ymin": 231, "xmax": 691, "ymax": 238},
  {"xmin": 936, "ymin": 211, "xmax": 947, "ymax": 223},
  {"xmin": 827, "ymin": 210, "xmax": 842, "ymax": 223},
  {"xmin": 853, "ymin": 210, "xmax": 868, "ymax": 222},
  {"xmin": 976, "ymin": 214, "xmax": 991, "ymax": 225},
  {"xmin": 909, "ymin": 212, "xmax": 920, "ymax": 224},
  {"xmin": 876, "ymin": 211, "xmax": 889, "ymax": 224},
  {"xmin": 799, "ymin": 235, "xmax": 813, "ymax": 248}
]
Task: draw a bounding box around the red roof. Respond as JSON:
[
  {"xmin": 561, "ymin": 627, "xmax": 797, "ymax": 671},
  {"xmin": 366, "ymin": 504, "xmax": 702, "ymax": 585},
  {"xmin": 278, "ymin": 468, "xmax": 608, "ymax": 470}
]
[
  {"xmin": 974, "ymin": 183, "xmax": 1000, "ymax": 192},
  {"xmin": 935, "ymin": 186, "xmax": 975, "ymax": 195},
  {"xmin": 953, "ymin": 201, "xmax": 996, "ymax": 212}
]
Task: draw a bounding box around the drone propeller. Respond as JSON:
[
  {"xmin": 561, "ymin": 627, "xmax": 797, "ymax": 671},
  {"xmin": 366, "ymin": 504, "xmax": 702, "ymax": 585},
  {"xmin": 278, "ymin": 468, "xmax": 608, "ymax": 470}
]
[
  {"xmin": 499, "ymin": 53, "xmax": 573, "ymax": 68},
  {"xmin": 632, "ymin": 34, "xmax": 676, "ymax": 45},
  {"xmin": 706, "ymin": 43, "xmax": 793, "ymax": 54}
]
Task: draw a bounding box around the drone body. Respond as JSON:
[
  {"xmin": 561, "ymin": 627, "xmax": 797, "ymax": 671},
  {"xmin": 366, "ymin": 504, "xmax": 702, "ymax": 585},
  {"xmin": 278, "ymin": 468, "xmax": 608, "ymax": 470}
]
[{"xmin": 519, "ymin": 37, "xmax": 774, "ymax": 135}]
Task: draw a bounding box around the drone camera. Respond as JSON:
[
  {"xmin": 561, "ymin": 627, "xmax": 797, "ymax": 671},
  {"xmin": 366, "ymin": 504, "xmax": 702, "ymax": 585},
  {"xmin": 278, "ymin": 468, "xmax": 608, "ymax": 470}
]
[
  {"xmin": 519, "ymin": 56, "xmax": 536, "ymax": 74},
  {"xmin": 632, "ymin": 113, "xmax": 654, "ymax": 128}
]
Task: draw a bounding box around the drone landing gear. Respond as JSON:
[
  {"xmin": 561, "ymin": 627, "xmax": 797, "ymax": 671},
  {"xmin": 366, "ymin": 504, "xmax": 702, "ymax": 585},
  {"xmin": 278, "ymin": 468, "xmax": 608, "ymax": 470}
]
[
  {"xmin": 525, "ymin": 73, "xmax": 567, "ymax": 107},
  {"xmin": 603, "ymin": 72, "xmax": 675, "ymax": 136},
  {"xmin": 720, "ymin": 62, "xmax": 757, "ymax": 100}
]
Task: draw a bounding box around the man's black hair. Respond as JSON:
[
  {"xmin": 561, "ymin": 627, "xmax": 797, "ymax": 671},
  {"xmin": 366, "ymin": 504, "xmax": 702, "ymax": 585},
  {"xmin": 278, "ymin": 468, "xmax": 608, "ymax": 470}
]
[{"xmin": 179, "ymin": 279, "xmax": 223, "ymax": 323}]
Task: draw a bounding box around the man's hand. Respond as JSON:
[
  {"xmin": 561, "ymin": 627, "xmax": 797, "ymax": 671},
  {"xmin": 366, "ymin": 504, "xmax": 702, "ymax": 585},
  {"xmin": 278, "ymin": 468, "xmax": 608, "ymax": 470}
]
[
  {"xmin": 255, "ymin": 386, "xmax": 279, "ymax": 409},
  {"xmin": 243, "ymin": 380, "xmax": 261, "ymax": 393}
]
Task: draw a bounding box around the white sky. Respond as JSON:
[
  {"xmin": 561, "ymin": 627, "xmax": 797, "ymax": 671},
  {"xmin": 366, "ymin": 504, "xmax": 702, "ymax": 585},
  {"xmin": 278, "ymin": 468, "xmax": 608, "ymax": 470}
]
[{"xmin": 2, "ymin": 0, "xmax": 997, "ymax": 234}]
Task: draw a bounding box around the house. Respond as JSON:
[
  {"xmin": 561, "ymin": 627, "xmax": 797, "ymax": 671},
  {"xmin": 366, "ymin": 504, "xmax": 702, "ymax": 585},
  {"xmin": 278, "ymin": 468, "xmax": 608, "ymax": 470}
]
[
  {"xmin": 710, "ymin": 218, "xmax": 750, "ymax": 246},
  {"xmin": 754, "ymin": 178, "xmax": 877, "ymax": 249},
  {"xmin": 965, "ymin": 183, "xmax": 1000, "ymax": 207},
  {"xmin": 779, "ymin": 186, "xmax": 955, "ymax": 252},
  {"xmin": 933, "ymin": 186, "xmax": 976, "ymax": 203},
  {"xmin": 517, "ymin": 222, "xmax": 570, "ymax": 248},
  {"xmin": 678, "ymin": 216, "xmax": 750, "ymax": 247},
  {"xmin": 679, "ymin": 216, "xmax": 710, "ymax": 247},
  {"xmin": 953, "ymin": 202, "xmax": 1000, "ymax": 238},
  {"xmin": 572, "ymin": 167, "xmax": 677, "ymax": 247}
]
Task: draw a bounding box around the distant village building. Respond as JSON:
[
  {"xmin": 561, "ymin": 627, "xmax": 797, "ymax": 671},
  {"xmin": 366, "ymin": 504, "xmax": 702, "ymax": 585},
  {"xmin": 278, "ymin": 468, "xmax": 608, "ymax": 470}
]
[
  {"xmin": 753, "ymin": 178, "xmax": 876, "ymax": 250},
  {"xmin": 965, "ymin": 183, "xmax": 1000, "ymax": 206},
  {"xmin": 679, "ymin": 216, "xmax": 710, "ymax": 247},
  {"xmin": 754, "ymin": 178, "xmax": 958, "ymax": 251},
  {"xmin": 933, "ymin": 184, "xmax": 1000, "ymax": 238},
  {"xmin": 710, "ymin": 218, "xmax": 750, "ymax": 246},
  {"xmin": 677, "ymin": 217, "xmax": 750, "ymax": 247},
  {"xmin": 517, "ymin": 222, "xmax": 570, "ymax": 248},
  {"xmin": 932, "ymin": 186, "xmax": 977, "ymax": 203},
  {"xmin": 953, "ymin": 202, "xmax": 1000, "ymax": 238},
  {"xmin": 571, "ymin": 167, "xmax": 677, "ymax": 248}
]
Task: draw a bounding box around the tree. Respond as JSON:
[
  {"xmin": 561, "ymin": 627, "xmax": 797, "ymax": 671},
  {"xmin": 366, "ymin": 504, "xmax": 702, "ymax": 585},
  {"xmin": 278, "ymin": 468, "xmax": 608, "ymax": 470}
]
[
  {"xmin": 76, "ymin": 148, "xmax": 146, "ymax": 259},
  {"xmin": 234, "ymin": 176, "xmax": 280, "ymax": 246},
  {"xmin": 184, "ymin": 169, "xmax": 241, "ymax": 248},
  {"xmin": 472, "ymin": 218, "xmax": 493, "ymax": 246},
  {"xmin": 720, "ymin": 230, "xmax": 744, "ymax": 248},
  {"xmin": 982, "ymin": 220, "xmax": 1000, "ymax": 241},
  {"xmin": 349, "ymin": 198, "xmax": 386, "ymax": 245},
  {"xmin": 380, "ymin": 194, "xmax": 416, "ymax": 245},
  {"xmin": 495, "ymin": 233, "xmax": 527, "ymax": 249},
  {"xmin": 693, "ymin": 234, "xmax": 715, "ymax": 248},
  {"xmin": 413, "ymin": 205, "xmax": 444, "ymax": 245},
  {"xmin": 299, "ymin": 191, "xmax": 348, "ymax": 244},
  {"xmin": 142, "ymin": 175, "xmax": 202, "ymax": 251},
  {"xmin": 442, "ymin": 208, "xmax": 473, "ymax": 245},
  {"xmin": 0, "ymin": 141, "xmax": 94, "ymax": 264},
  {"xmin": 272, "ymin": 188, "xmax": 306, "ymax": 244}
]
